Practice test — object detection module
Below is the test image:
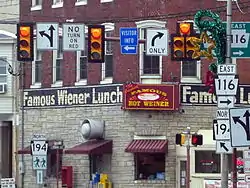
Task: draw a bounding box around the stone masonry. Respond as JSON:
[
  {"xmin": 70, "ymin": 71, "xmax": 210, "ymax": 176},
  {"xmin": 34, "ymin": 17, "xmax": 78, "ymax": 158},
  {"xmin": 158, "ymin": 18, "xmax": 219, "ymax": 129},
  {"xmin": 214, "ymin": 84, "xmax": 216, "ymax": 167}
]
[{"xmin": 18, "ymin": 104, "xmax": 216, "ymax": 188}]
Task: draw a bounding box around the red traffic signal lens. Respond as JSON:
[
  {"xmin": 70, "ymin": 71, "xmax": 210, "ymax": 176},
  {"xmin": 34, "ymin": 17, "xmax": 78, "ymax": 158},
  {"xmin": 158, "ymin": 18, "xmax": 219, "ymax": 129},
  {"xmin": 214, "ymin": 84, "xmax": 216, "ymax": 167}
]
[
  {"xmin": 20, "ymin": 27, "xmax": 30, "ymax": 37},
  {"xmin": 91, "ymin": 28, "xmax": 102, "ymax": 39},
  {"xmin": 174, "ymin": 39, "xmax": 183, "ymax": 47},
  {"xmin": 192, "ymin": 136, "xmax": 198, "ymax": 144},
  {"xmin": 180, "ymin": 23, "xmax": 191, "ymax": 35}
]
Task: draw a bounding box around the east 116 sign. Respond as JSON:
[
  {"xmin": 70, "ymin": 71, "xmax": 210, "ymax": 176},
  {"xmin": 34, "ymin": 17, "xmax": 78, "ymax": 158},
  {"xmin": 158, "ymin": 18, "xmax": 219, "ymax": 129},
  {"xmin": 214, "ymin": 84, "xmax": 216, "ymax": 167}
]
[
  {"xmin": 119, "ymin": 28, "xmax": 138, "ymax": 54},
  {"xmin": 223, "ymin": 22, "xmax": 250, "ymax": 58}
]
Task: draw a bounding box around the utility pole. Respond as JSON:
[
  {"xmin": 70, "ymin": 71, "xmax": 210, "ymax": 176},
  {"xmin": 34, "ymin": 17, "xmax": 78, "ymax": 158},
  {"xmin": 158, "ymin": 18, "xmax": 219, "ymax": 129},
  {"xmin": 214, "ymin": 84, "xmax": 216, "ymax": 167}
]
[
  {"xmin": 221, "ymin": 0, "xmax": 232, "ymax": 187},
  {"xmin": 185, "ymin": 127, "xmax": 191, "ymax": 188}
]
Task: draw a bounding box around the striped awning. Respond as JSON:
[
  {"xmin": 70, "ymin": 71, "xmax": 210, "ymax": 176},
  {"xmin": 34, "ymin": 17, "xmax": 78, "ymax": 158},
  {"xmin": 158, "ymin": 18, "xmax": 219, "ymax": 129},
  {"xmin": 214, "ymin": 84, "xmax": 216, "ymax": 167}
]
[{"xmin": 125, "ymin": 139, "xmax": 168, "ymax": 153}]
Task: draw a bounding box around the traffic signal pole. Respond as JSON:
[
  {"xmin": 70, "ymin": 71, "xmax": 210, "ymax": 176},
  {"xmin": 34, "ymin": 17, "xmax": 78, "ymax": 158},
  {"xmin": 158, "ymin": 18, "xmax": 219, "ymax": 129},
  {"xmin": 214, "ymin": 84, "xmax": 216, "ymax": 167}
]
[
  {"xmin": 221, "ymin": 0, "xmax": 233, "ymax": 187},
  {"xmin": 186, "ymin": 127, "xmax": 191, "ymax": 188}
]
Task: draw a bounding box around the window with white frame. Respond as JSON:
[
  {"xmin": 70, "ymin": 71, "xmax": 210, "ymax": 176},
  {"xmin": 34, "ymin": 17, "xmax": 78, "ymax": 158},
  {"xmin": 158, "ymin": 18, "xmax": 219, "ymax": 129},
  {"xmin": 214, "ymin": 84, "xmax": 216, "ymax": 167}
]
[
  {"xmin": 100, "ymin": 23, "xmax": 114, "ymax": 84},
  {"xmin": 75, "ymin": 0, "xmax": 87, "ymax": 6},
  {"xmin": 136, "ymin": 20, "xmax": 166, "ymax": 84},
  {"xmin": 0, "ymin": 58, "xmax": 7, "ymax": 84},
  {"xmin": 180, "ymin": 20, "xmax": 201, "ymax": 83},
  {"xmin": 76, "ymin": 38, "xmax": 88, "ymax": 83},
  {"xmin": 52, "ymin": 38, "xmax": 63, "ymax": 85},
  {"xmin": 35, "ymin": 49, "xmax": 42, "ymax": 83},
  {"xmin": 53, "ymin": 0, "xmax": 63, "ymax": 4},
  {"xmin": 32, "ymin": 0, "xmax": 42, "ymax": 6}
]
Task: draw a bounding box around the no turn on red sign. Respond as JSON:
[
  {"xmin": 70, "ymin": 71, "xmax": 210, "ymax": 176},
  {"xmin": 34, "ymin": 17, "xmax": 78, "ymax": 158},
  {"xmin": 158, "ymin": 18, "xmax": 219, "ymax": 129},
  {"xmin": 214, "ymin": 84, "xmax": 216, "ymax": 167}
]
[{"xmin": 63, "ymin": 24, "xmax": 85, "ymax": 51}]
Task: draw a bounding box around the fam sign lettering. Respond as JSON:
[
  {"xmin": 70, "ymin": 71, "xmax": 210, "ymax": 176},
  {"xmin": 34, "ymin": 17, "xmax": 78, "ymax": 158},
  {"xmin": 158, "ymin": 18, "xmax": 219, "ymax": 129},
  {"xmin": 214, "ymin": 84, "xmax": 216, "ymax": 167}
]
[{"xmin": 122, "ymin": 83, "xmax": 180, "ymax": 111}]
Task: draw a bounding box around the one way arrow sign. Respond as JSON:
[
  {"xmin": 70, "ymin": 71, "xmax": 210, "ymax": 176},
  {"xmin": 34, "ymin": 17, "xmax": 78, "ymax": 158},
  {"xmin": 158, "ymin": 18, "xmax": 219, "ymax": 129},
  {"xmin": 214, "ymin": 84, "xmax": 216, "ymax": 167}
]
[
  {"xmin": 36, "ymin": 22, "xmax": 59, "ymax": 50},
  {"xmin": 216, "ymin": 140, "xmax": 233, "ymax": 154}
]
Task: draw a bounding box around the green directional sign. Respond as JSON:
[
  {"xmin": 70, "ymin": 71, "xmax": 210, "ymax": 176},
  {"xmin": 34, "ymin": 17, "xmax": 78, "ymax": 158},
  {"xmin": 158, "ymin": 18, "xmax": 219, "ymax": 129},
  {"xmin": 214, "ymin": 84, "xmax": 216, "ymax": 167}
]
[{"xmin": 223, "ymin": 22, "xmax": 250, "ymax": 58}]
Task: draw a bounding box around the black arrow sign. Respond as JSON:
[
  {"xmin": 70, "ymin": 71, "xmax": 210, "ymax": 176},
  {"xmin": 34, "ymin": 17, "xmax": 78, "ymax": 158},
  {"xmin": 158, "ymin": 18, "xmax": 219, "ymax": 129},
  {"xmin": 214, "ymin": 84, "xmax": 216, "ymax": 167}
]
[
  {"xmin": 151, "ymin": 32, "xmax": 164, "ymax": 46},
  {"xmin": 39, "ymin": 25, "xmax": 55, "ymax": 47},
  {"xmin": 233, "ymin": 110, "xmax": 250, "ymax": 140},
  {"xmin": 220, "ymin": 142, "xmax": 229, "ymax": 152},
  {"xmin": 220, "ymin": 99, "xmax": 232, "ymax": 105}
]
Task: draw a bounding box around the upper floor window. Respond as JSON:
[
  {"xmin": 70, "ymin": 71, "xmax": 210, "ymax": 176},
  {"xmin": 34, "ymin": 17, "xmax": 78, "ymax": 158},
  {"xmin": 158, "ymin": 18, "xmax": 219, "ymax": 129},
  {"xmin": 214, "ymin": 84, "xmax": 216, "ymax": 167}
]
[
  {"xmin": 32, "ymin": 0, "xmax": 42, "ymax": 6},
  {"xmin": 52, "ymin": 0, "xmax": 63, "ymax": 8},
  {"xmin": 100, "ymin": 23, "xmax": 114, "ymax": 84},
  {"xmin": 180, "ymin": 20, "xmax": 201, "ymax": 83},
  {"xmin": 75, "ymin": 38, "xmax": 88, "ymax": 85},
  {"xmin": 136, "ymin": 20, "xmax": 166, "ymax": 84},
  {"xmin": 52, "ymin": 38, "xmax": 63, "ymax": 87},
  {"xmin": 75, "ymin": 0, "xmax": 87, "ymax": 6},
  {"xmin": 0, "ymin": 58, "xmax": 7, "ymax": 84}
]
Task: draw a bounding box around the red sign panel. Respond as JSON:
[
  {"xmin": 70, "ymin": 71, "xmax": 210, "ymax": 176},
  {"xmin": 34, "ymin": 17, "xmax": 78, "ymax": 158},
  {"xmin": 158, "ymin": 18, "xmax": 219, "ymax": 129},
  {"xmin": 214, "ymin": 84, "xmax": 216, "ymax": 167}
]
[{"xmin": 123, "ymin": 83, "xmax": 180, "ymax": 111}]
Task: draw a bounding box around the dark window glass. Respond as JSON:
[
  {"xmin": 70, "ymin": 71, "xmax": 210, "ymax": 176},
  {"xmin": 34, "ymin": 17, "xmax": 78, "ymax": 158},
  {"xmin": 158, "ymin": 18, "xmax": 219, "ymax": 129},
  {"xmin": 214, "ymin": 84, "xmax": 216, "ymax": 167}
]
[
  {"xmin": 182, "ymin": 61, "xmax": 197, "ymax": 77},
  {"xmin": 195, "ymin": 150, "xmax": 243, "ymax": 173},
  {"xmin": 135, "ymin": 153, "xmax": 165, "ymax": 180}
]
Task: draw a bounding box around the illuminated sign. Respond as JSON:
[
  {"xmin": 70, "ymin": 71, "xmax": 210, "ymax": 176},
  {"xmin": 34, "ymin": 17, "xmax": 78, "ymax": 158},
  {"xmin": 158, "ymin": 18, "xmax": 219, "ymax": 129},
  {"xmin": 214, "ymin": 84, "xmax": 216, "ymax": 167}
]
[{"xmin": 122, "ymin": 83, "xmax": 180, "ymax": 111}]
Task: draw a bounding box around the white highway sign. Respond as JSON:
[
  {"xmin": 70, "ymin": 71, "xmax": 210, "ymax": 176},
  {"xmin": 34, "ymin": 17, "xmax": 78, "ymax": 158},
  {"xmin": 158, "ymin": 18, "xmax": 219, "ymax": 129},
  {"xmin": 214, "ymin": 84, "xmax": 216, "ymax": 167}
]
[
  {"xmin": 214, "ymin": 119, "xmax": 230, "ymax": 140},
  {"xmin": 36, "ymin": 23, "xmax": 59, "ymax": 50},
  {"xmin": 31, "ymin": 140, "xmax": 48, "ymax": 155},
  {"xmin": 32, "ymin": 155, "xmax": 47, "ymax": 170},
  {"xmin": 63, "ymin": 24, "xmax": 85, "ymax": 51},
  {"xmin": 229, "ymin": 107, "xmax": 250, "ymax": 147},
  {"xmin": 215, "ymin": 75, "xmax": 238, "ymax": 96},
  {"xmin": 36, "ymin": 170, "xmax": 44, "ymax": 185},
  {"xmin": 146, "ymin": 29, "xmax": 168, "ymax": 56},
  {"xmin": 217, "ymin": 109, "xmax": 229, "ymax": 120},
  {"xmin": 217, "ymin": 96, "xmax": 235, "ymax": 108},
  {"xmin": 216, "ymin": 140, "xmax": 233, "ymax": 154},
  {"xmin": 217, "ymin": 64, "xmax": 236, "ymax": 75}
]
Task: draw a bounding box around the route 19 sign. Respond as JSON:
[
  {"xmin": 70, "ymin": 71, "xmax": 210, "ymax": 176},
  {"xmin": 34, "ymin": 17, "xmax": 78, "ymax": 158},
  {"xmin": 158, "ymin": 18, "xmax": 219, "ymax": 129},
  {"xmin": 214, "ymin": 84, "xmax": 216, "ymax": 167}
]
[{"xmin": 146, "ymin": 29, "xmax": 168, "ymax": 56}]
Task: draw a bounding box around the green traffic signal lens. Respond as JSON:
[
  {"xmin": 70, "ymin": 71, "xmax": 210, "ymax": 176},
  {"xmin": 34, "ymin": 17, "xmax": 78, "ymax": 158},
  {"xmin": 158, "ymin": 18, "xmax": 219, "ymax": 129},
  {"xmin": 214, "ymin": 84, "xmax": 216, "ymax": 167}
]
[
  {"xmin": 19, "ymin": 50, "xmax": 29, "ymax": 58},
  {"xmin": 187, "ymin": 50, "xmax": 194, "ymax": 58},
  {"xmin": 174, "ymin": 50, "xmax": 183, "ymax": 57},
  {"xmin": 91, "ymin": 52, "xmax": 101, "ymax": 60}
]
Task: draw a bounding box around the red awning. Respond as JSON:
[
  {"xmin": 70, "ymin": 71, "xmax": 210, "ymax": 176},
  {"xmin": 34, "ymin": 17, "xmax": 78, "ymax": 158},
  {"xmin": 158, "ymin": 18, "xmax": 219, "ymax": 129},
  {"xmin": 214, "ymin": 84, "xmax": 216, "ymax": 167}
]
[
  {"xmin": 125, "ymin": 139, "xmax": 168, "ymax": 153},
  {"xmin": 64, "ymin": 140, "xmax": 113, "ymax": 155},
  {"xmin": 17, "ymin": 140, "xmax": 57, "ymax": 155}
]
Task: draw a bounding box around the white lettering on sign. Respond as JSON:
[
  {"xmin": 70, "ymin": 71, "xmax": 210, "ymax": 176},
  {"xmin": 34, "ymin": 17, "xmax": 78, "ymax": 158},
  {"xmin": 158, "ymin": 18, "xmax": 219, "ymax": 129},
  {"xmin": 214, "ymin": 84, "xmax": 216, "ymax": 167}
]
[
  {"xmin": 63, "ymin": 24, "xmax": 85, "ymax": 51},
  {"xmin": 217, "ymin": 64, "xmax": 236, "ymax": 75}
]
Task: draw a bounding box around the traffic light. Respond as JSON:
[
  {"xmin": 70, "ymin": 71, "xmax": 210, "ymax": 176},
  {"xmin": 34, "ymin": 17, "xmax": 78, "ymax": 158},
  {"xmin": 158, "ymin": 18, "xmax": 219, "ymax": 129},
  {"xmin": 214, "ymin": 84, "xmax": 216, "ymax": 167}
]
[
  {"xmin": 175, "ymin": 133, "xmax": 186, "ymax": 146},
  {"xmin": 171, "ymin": 22, "xmax": 200, "ymax": 61},
  {"xmin": 191, "ymin": 134, "xmax": 203, "ymax": 146},
  {"xmin": 172, "ymin": 36, "xmax": 185, "ymax": 61},
  {"xmin": 17, "ymin": 23, "xmax": 34, "ymax": 61},
  {"xmin": 88, "ymin": 25, "xmax": 105, "ymax": 63}
]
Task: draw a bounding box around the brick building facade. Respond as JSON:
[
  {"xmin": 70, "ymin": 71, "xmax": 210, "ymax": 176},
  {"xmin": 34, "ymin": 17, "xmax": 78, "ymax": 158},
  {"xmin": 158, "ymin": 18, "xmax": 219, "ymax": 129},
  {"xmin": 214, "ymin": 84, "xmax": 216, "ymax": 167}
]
[{"xmin": 16, "ymin": 0, "xmax": 250, "ymax": 188}]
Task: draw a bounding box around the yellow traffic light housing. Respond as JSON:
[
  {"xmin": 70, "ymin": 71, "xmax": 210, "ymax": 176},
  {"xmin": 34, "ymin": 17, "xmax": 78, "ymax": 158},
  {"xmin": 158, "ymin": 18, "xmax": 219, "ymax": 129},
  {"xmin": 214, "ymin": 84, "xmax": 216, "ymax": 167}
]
[
  {"xmin": 171, "ymin": 36, "xmax": 185, "ymax": 61},
  {"xmin": 88, "ymin": 25, "xmax": 105, "ymax": 63},
  {"xmin": 175, "ymin": 133, "xmax": 186, "ymax": 146},
  {"xmin": 17, "ymin": 23, "xmax": 34, "ymax": 61}
]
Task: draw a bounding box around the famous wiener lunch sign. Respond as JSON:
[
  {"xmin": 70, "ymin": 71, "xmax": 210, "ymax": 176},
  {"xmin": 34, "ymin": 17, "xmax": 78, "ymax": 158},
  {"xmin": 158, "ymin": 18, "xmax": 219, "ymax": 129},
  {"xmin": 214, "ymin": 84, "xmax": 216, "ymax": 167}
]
[{"xmin": 122, "ymin": 83, "xmax": 180, "ymax": 111}]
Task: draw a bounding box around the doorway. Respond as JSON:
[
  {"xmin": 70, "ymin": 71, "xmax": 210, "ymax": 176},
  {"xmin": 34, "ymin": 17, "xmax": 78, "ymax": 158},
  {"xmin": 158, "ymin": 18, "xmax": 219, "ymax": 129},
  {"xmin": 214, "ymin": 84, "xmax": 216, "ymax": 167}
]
[{"xmin": 176, "ymin": 157, "xmax": 187, "ymax": 188}]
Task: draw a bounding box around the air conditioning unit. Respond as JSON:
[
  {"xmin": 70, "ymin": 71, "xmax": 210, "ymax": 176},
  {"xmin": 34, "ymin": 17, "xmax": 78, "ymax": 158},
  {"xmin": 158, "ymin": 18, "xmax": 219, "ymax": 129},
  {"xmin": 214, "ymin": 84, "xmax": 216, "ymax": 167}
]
[{"xmin": 0, "ymin": 84, "xmax": 6, "ymax": 94}]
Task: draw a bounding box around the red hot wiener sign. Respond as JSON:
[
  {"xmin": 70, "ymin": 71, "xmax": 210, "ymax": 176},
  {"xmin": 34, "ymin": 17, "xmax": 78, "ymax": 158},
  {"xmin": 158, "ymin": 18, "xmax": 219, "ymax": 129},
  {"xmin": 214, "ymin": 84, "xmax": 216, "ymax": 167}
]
[{"xmin": 123, "ymin": 83, "xmax": 180, "ymax": 111}]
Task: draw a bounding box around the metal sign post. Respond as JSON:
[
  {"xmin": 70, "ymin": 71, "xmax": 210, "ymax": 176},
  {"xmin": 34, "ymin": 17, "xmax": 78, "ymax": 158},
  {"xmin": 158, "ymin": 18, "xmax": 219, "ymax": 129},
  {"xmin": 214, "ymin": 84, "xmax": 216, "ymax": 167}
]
[{"xmin": 30, "ymin": 135, "xmax": 48, "ymax": 185}]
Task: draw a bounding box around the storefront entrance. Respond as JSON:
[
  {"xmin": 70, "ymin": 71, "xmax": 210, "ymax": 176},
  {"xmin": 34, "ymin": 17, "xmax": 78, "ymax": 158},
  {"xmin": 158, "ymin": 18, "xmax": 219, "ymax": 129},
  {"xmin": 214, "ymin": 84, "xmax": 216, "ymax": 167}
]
[{"xmin": 176, "ymin": 157, "xmax": 186, "ymax": 188}]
